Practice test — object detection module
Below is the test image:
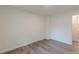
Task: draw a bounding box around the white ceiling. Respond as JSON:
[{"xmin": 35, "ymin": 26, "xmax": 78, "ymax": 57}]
[{"xmin": 12, "ymin": 5, "xmax": 79, "ymax": 16}]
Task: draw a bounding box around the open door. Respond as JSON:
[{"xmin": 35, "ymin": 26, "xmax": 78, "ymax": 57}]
[{"xmin": 72, "ymin": 15, "xmax": 79, "ymax": 42}]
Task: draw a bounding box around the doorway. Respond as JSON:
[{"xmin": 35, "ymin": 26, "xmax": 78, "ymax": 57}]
[{"xmin": 72, "ymin": 15, "xmax": 79, "ymax": 43}]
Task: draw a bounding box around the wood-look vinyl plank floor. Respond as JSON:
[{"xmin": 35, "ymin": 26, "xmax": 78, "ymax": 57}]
[{"xmin": 4, "ymin": 39, "xmax": 79, "ymax": 54}]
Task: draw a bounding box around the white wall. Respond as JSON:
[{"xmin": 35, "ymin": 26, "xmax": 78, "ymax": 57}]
[
  {"xmin": 45, "ymin": 16, "xmax": 51, "ymax": 39},
  {"xmin": 50, "ymin": 15, "xmax": 72, "ymax": 44},
  {"xmin": 0, "ymin": 6, "xmax": 45, "ymax": 53},
  {"xmin": 47, "ymin": 10, "xmax": 79, "ymax": 45}
]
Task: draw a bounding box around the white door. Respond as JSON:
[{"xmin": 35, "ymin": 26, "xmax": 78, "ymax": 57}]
[{"xmin": 72, "ymin": 15, "xmax": 79, "ymax": 42}]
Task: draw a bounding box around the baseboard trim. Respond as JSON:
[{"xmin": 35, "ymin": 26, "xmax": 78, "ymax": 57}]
[
  {"xmin": 2, "ymin": 39, "xmax": 71, "ymax": 54},
  {"xmin": 2, "ymin": 39, "xmax": 45, "ymax": 54}
]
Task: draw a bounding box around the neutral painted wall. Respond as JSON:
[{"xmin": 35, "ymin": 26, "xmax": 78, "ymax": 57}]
[
  {"xmin": 47, "ymin": 14, "xmax": 72, "ymax": 44},
  {"xmin": 0, "ymin": 6, "xmax": 45, "ymax": 53},
  {"xmin": 45, "ymin": 16, "xmax": 51, "ymax": 39},
  {"xmin": 46, "ymin": 10, "xmax": 79, "ymax": 45}
]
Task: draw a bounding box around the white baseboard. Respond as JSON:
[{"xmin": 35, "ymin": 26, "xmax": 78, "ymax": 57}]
[{"xmin": 1, "ymin": 39, "xmax": 45, "ymax": 54}]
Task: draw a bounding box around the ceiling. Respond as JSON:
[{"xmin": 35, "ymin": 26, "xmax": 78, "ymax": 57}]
[{"xmin": 12, "ymin": 5, "xmax": 79, "ymax": 16}]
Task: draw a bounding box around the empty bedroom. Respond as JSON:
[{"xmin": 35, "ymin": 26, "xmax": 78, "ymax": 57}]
[{"xmin": 0, "ymin": 5, "xmax": 79, "ymax": 54}]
